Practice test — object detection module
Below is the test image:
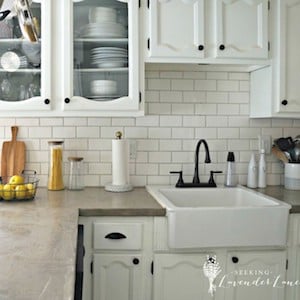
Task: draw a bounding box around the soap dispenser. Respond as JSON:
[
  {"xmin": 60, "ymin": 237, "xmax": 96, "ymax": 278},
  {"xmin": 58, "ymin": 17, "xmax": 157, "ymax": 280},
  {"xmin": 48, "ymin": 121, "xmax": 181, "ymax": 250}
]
[
  {"xmin": 258, "ymin": 149, "xmax": 266, "ymax": 188},
  {"xmin": 247, "ymin": 152, "xmax": 257, "ymax": 188},
  {"xmin": 224, "ymin": 151, "xmax": 237, "ymax": 187}
]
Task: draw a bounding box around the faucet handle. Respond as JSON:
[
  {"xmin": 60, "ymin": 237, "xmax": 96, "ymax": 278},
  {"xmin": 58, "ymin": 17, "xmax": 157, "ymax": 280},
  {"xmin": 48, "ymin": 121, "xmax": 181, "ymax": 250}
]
[
  {"xmin": 208, "ymin": 171, "xmax": 223, "ymax": 187},
  {"xmin": 170, "ymin": 171, "xmax": 184, "ymax": 187}
]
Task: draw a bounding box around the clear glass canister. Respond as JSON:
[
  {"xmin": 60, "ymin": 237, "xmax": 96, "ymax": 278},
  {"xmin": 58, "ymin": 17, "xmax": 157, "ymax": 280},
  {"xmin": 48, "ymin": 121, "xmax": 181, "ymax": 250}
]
[
  {"xmin": 68, "ymin": 157, "xmax": 84, "ymax": 190},
  {"xmin": 48, "ymin": 141, "xmax": 64, "ymax": 191}
]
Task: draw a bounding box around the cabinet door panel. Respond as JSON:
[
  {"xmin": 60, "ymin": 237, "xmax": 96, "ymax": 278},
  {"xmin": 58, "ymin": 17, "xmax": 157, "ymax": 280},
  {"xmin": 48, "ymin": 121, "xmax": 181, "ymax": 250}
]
[
  {"xmin": 224, "ymin": 251, "xmax": 286, "ymax": 300},
  {"xmin": 277, "ymin": 0, "xmax": 300, "ymax": 113},
  {"xmin": 62, "ymin": 0, "xmax": 140, "ymax": 113},
  {"xmin": 149, "ymin": 0, "xmax": 205, "ymax": 58},
  {"xmin": 93, "ymin": 254, "xmax": 143, "ymax": 300},
  {"xmin": 215, "ymin": 0, "xmax": 268, "ymax": 59},
  {"xmin": 153, "ymin": 254, "xmax": 222, "ymax": 300}
]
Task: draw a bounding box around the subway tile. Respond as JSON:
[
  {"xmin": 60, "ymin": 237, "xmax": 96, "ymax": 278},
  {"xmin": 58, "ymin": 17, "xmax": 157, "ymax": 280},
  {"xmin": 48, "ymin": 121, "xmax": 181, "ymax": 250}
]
[
  {"xmin": 64, "ymin": 118, "xmax": 87, "ymax": 126},
  {"xmin": 207, "ymin": 92, "xmax": 228, "ymax": 103},
  {"xmin": 136, "ymin": 163, "xmax": 158, "ymax": 175},
  {"xmin": 148, "ymin": 79, "xmax": 171, "ymax": 90},
  {"xmin": 160, "ymin": 116, "xmax": 182, "ymax": 127},
  {"xmin": 171, "ymin": 103, "xmax": 194, "ymax": 115},
  {"xmin": 228, "ymin": 116, "xmax": 250, "ymax": 127},
  {"xmin": 183, "ymin": 91, "xmax": 206, "ymax": 103},
  {"xmin": 77, "ymin": 126, "xmax": 99, "ymax": 138},
  {"xmin": 148, "ymin": 127, "xmax": 172, "ymax": 139},
  {"xmin": 112, "ymin": 118, "xmax": 135, "ymax": 126},
  {"xmin": 149, "ymin": 152, "xmax": 171, "ymax": 163},
  {"xmin": 183, "ymin": 71, "xmax": 206, "ymax": 79},
  {"xmin": 125, "ymin": 127, "xmax": 148, "ymax": 138},
  {"xmin": 195, "ymin": 128, "xmax": 218, "ymax": 139},
  {"xmin": 217, "ymin": 104, "xmax": 239, "ymax": 115},
  {"xmin": 172, "ymin": 127, "xmax": 194, "ymax": 139},
  {"xmin": 160, "ymin": 91, "xmax": 183, "ymax": 102},
  {"xmin": 229, "ymin": 92, "xmax": 249, "ymax": 104},
  {"xmin": 160, "ymin": 140, "xmax": 182, "ymax": 151},
  {"xmin": 217, "ymin": 80, "xmax": 239, "ymax": 91},
  {"xmin": 183, "ymin": 116, "xmax": 205, "ymax": 127},
  {"xmin": 217, "ymin": 128, "xmax": 239, "ymax": 139},
  {"xmin": 136, "ymin": 115, "xmax": 159, "ymax": 127},
  {"xmin": 195, "ymin": 104, "xmax": 217, "ymax": 115},
  {"xmin": 207, "ymin": 72, "xmax": 228, "ymax": 80},
  {"xmin": 228, "ymin": 72, "xmax": 249, "ymax": 80},
  {"xmin": 240, "ymin": 128, "xmax": 261, "ymax": 139},
  {"xmin": 171, "ymin": 79, "xmax": 194, "ymax": 91},
  {"xmin": 138, "ymin": 139, "xmax": 159, "ymax": 151},
  {"xmin": 160, "ymin": 71, "xmax": 183, "ymax": 78},
  {"xmin": 206, "ymin": 116, "xmax": 228, "ymax": 127},
  {"xmin": 195, "ymin": 79, "xmax": 217, "ymax": 91},
  {"xmin": 29, "ymin": 127, "xmax": 52, "ymax": 138},
  {"xmin": 148, "ymin": 103, "xmax": 172, "ymax": 115}
]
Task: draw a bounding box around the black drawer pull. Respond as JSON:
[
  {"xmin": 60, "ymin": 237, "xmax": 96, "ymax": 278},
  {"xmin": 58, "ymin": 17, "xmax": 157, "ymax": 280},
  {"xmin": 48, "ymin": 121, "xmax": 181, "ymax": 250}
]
[
  {"xmin": 105, "ymin": 232, "xmax": 127, "ymax": 240},
  {"xmin": 232, "ymin": 256, "xmax": 239, "ymax": 263}
]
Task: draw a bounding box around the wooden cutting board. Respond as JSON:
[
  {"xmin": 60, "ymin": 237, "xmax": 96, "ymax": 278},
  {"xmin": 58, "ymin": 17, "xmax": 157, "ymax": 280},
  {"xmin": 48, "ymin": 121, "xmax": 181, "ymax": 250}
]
[{"xmin": 1, "ymin": 126, "xmax": 25, "ymax": 178}]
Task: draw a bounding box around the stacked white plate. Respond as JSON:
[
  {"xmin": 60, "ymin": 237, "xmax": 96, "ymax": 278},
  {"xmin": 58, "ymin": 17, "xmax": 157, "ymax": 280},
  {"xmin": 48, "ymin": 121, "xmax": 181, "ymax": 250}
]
[
  {"xmin": 89, "ymin": 7, "xmax": 117, "ymax": 23},
  {"xmin": 90, "ymin": 47, "xmax": 128, "ymax": 68},
  {"xmin": 89, "ymin": 80, "xmax": 119, "ymax": 100},
  {"xmin": 81, "ymin": 21, "xmax": 127, "ymax": 38}
]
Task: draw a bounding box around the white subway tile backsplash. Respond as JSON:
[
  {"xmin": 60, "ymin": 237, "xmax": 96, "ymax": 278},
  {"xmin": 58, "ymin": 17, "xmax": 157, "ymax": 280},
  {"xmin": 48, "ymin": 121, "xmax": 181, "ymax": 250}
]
[{"xmin": 4, "ymin": 66, "xmax": 298, "ymax": 187}]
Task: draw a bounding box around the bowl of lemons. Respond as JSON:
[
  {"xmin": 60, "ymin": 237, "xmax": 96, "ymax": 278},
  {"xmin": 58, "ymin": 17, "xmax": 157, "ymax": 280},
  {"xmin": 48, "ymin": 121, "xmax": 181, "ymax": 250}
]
[{"xmin": 0, "ymin": 170, "xmax": 39, "ymax": 201}]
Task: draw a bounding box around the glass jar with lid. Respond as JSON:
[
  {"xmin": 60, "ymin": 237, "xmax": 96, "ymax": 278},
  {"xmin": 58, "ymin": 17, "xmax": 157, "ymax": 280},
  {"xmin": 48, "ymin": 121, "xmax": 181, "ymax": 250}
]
[
  {"xmin": 68, "ymin": 157, "xmax": 84, "ymax": 190},
  {"xmin": 48, "ymin": 141, "xmax": 64, "ymax": 191}
]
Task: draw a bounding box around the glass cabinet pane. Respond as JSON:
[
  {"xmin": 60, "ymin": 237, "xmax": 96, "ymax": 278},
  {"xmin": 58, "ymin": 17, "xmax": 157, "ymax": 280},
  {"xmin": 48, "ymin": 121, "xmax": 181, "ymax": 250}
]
[
  {"xmin": 73, "ymin": 0, "xmax": 129, "ymax": 102},
  {"xmin": 0, "ymin": 2, "xmax": 41, "ymax": 102}
]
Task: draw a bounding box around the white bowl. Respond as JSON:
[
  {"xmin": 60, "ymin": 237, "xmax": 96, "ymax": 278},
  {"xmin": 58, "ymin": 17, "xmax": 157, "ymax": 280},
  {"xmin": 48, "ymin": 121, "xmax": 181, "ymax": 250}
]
[
  {"xmin": 90, "ymin": 80, "xmax": 117, "ymax": 95},
  {"xmin": 91, "ymin": 80, "xmax": 116, "ymax": 87}
]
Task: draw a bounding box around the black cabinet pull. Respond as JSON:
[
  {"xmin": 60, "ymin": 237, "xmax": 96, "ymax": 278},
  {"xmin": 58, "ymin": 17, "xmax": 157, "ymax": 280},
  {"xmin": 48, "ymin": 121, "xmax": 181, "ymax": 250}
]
[
  {"xmin": 198, "ymin": 45, "xmax": 204, "ymax": 51},
  {"xmin": 232, "ymin": 256, "xmax": 239, "ymax": 263},
  {"xmin": 44, "ymin": 99, "xmax": 50, "ymax": 105},
  {"xmin": 219, "ymin": 44, "xmax": 225, "ymax": 50},
  {"xmin": 105, "ymin": 232, "xmax": 127, "ymax": 240},
  {"xmin": 132, "ymin": 258, "xmax": 139, "ymax": 265},
  {"xmin": 281, "ymin": 99, "xmax": 288, "ymax": 106},
  {"xmin": 64, "ymin": 98, "xmax": 70, "ymax": 104}
]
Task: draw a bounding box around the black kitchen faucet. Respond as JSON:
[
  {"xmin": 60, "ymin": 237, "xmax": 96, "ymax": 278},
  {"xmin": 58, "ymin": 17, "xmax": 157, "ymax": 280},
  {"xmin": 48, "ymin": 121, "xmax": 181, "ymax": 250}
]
[{"xmin": 170, "ymin": 139, "xmax": 222, "ymax": 188}]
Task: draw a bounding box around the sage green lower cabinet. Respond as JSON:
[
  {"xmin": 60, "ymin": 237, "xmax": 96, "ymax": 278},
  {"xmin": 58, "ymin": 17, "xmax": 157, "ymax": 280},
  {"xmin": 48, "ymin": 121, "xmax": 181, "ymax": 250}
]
[
  {"xmin": 79, "ymin": 216, "xmax": 289, "ymax": 300},
  {"xmin": 152, "ymin": 253, "xmax": 222, "ymax": 300},
  {"xmin": 93, "ymin": 253, "xmax": 143, "ymax": 300},
  {"xmin": 286, "ymin": 214, "xmax": 300, "ymax": 300},
  {"xmin": 224, "ymin": 251, "xmax": 286, "ymax": 300}
]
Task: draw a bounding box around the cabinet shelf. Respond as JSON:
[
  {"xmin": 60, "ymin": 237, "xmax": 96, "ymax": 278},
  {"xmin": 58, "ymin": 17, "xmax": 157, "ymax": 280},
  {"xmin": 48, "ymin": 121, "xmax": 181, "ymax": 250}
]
[
  {"xmin": 74, "ymin": 38, "xmax": 128, "ymax": 45},
  {"xmin": 75, "ymin": 68, "xmax": 128, "ymax": 73},
  {"xmin": 0, "ymin": 69, "xmax": 41, "ymax": 73}
]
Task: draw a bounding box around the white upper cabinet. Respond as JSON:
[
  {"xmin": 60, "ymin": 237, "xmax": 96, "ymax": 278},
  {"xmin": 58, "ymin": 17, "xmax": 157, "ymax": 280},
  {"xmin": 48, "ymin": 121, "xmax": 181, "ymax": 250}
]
[
  {"xmin": 0, "ymin": 0, "xmax": 51, "ymax": 113},
  {"xmin": 275, "ymin": 0, "xmax": 300, "ymax": 113},
  {"xmin": 62, "ymin": 0, "xmax": 143, "ymax": 116},
  {"xmin": 148, "ymin": 0, "xmax": 205, "ymax": 59},
  {"xmin": 145, "ymin": 0, "xmax": 270, "ymax": 64},
  {"xmin": 0, "ymin": 0, "xmax": 143, "ymax": 117},
  {"xmin": 250, "ymin": 0, "xmax": 300, "ymax": 118},
  {"xmin": 215, "ymin": 0, "xmax": 269, "ymax": 59}
]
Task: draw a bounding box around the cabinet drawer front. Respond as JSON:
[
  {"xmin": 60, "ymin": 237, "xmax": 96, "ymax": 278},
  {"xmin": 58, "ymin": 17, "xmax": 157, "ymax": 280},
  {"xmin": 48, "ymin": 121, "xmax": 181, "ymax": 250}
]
[{"xmin": 93, "ymin": 223, "xmax": 143, "ymax": 250}]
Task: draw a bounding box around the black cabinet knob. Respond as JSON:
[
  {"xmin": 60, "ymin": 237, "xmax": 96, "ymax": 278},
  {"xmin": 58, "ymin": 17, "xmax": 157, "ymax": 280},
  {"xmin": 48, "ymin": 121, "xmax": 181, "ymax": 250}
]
[
  {"xmin": 232, "ymin": 256, "xmax": 239, "ymax": 263},
  {"xmin": 219, "ymin": 44, "xmax": 225, "ymax": 50},
  {"xmin": 64, "ymin": 98, "xmax": 70, "ymax": 104},
  {"xmin": 132, "ymin": 258, "xmax": 139, "ymax": 265},
  {"xmin": 44, "ymin": 99, "xmax": 50, "ymax": 105},
  {"xmin": 281, "ymin": 99, "xmax": 288, "ymax": 106},
  {"xmin": 198, "ymin": 45, "xmax": 204, "ymax": 51}
]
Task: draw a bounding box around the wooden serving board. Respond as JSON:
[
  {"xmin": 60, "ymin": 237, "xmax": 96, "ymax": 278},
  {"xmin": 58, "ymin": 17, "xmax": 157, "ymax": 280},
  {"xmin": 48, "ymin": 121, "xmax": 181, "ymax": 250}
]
[{"xmin": 1, "ymin": 126, "xmax": 25, "ymax": 178}]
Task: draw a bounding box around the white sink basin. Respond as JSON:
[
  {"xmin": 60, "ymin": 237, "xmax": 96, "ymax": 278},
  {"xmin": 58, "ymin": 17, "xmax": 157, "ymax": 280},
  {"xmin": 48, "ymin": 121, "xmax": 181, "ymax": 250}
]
[{"xmin": 147, "ymin": 185, "xmax": 291, "ymax": 249}]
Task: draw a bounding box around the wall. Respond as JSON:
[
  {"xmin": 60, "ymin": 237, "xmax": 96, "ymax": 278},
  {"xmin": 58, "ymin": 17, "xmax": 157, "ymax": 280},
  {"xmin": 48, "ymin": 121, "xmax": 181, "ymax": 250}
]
[{"xmin": 1, "ymin": 65, "xmax": 300, "ymax": 187}]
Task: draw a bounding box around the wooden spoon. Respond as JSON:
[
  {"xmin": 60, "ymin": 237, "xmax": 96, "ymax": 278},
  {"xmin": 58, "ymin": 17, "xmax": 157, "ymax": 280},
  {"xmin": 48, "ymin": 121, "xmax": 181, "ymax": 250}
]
[{"xmin": 271, "ymin": 145, "xmax": 289, "ymax": 163}]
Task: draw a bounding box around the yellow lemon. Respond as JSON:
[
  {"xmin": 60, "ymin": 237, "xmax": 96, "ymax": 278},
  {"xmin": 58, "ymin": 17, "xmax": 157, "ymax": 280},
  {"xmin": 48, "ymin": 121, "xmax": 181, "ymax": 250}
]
[
  {"xmin": 26, "ymin": 183, "xmax": 36, "ymax": 197},
  {"xmin": 9, "ymin": 175, "xmax": 24, "ymax": 190},
  {"xmin": 3, "ymin": 184, "xmax": 15, "ymax": 200},
  {"xmin": 15, "ymin": 184, "xmax": 27, "ymax": 200}
]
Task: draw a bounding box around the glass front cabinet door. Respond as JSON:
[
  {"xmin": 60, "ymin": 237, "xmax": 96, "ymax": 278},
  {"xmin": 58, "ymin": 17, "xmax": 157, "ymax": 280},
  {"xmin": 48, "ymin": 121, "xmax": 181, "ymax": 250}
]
[
  {"xmin": 0, "ymin": 0, "xmax": 51, "ymax": 113},
  {"xmin": 62, "ymin": 0, "xmax": 142, "ymax": 116}
]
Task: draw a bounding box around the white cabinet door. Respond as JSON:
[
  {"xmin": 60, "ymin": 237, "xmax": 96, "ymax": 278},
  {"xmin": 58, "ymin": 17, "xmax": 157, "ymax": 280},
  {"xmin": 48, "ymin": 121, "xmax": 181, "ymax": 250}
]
[
  {"xmin": 62, "ymin": 0, "xmax": 142, "ymax": 115},
  {"xmin": 153, "ymin": 253, "xmax": 224, "ymax": 300},
  {"xmin": 215, "ymin": 0, "xmax": 269, "ymax": 59},
  {"xmin": 276, "ymin": 0, "xmax": 300, "ymax": 113},
  {"xmin": 224, "ymin": 251, "xmax": 286, "ymax": 300},
  {"xmin": 93, "ymin": 253, "xmax": 143, "ymax": 300},
  {"xmin": 148, "ymin": 0, "xmax": 205, "ymax": 59},
  {"xmin": 0, "ymin": 0, "xmax": 52, "ymax": 113}
]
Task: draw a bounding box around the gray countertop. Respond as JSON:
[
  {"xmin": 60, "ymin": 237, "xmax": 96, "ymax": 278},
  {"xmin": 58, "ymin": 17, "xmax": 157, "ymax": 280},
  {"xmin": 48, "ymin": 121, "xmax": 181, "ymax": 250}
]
[
  {"xmin": 254, "ymin": 186, "xmax": 300, "ymax": 213},
  {"xmin": 1, "ymin": 185, "xmax": 299, "ymax": 299},
  {"xmin": 0, "ymin": 187, "xmax": 165, "ymax": 300}
]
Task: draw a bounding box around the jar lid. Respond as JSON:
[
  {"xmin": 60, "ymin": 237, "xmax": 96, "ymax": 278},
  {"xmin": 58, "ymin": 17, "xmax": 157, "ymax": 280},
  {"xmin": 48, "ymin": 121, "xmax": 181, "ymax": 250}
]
[
  {"xmin": 48, "ymin": 140, "xmax": 64, "ymax": 145},
  {"xmin": 68, "ymin": 157, "xmax": 83, "ymax": 162}
]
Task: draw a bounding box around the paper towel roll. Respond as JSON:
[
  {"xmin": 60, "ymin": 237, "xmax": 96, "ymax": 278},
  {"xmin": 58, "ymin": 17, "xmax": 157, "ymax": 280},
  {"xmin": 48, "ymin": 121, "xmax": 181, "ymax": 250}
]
[{"xmin": 112, "ymin": 139, "xmax": 129, "ymax": 186}]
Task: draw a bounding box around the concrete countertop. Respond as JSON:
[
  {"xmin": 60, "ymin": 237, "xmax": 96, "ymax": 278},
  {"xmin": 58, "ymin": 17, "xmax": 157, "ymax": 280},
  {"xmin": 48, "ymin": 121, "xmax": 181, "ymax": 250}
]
[
  {"xmin": 255, "ymin": 186, "xmax": 300, "ymax": 213},
  {"xmin": 0, "ymin": 187, "xmax": 165, "ymax": 300}
]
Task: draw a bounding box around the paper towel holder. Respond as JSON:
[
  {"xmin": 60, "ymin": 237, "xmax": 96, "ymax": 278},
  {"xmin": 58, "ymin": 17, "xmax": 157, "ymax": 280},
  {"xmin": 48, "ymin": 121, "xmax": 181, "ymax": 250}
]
[{"xmin": 105, "ymin": 131, "xmax": 133, "ymax": 193}]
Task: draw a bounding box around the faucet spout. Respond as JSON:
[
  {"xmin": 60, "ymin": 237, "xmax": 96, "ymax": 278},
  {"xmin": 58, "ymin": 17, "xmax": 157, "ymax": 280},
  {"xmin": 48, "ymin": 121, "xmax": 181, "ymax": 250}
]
[{"xmin": 193, "ymin": 139, "xmax": 211, "ymax": 184}]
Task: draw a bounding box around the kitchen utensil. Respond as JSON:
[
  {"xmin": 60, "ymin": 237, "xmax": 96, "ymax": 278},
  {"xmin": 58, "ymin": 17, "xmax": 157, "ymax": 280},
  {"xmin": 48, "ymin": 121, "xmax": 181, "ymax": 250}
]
[
  {"xmin": 271, "ymin": 145, "xmax": 289, "ymax": 163},
  {"xmin": 1, "ymin": 126, "xmax": 25, "ymax": 178},
  {"xmin": 274, "ymin": 137, "xmax": 296, "ymax": 161}
]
